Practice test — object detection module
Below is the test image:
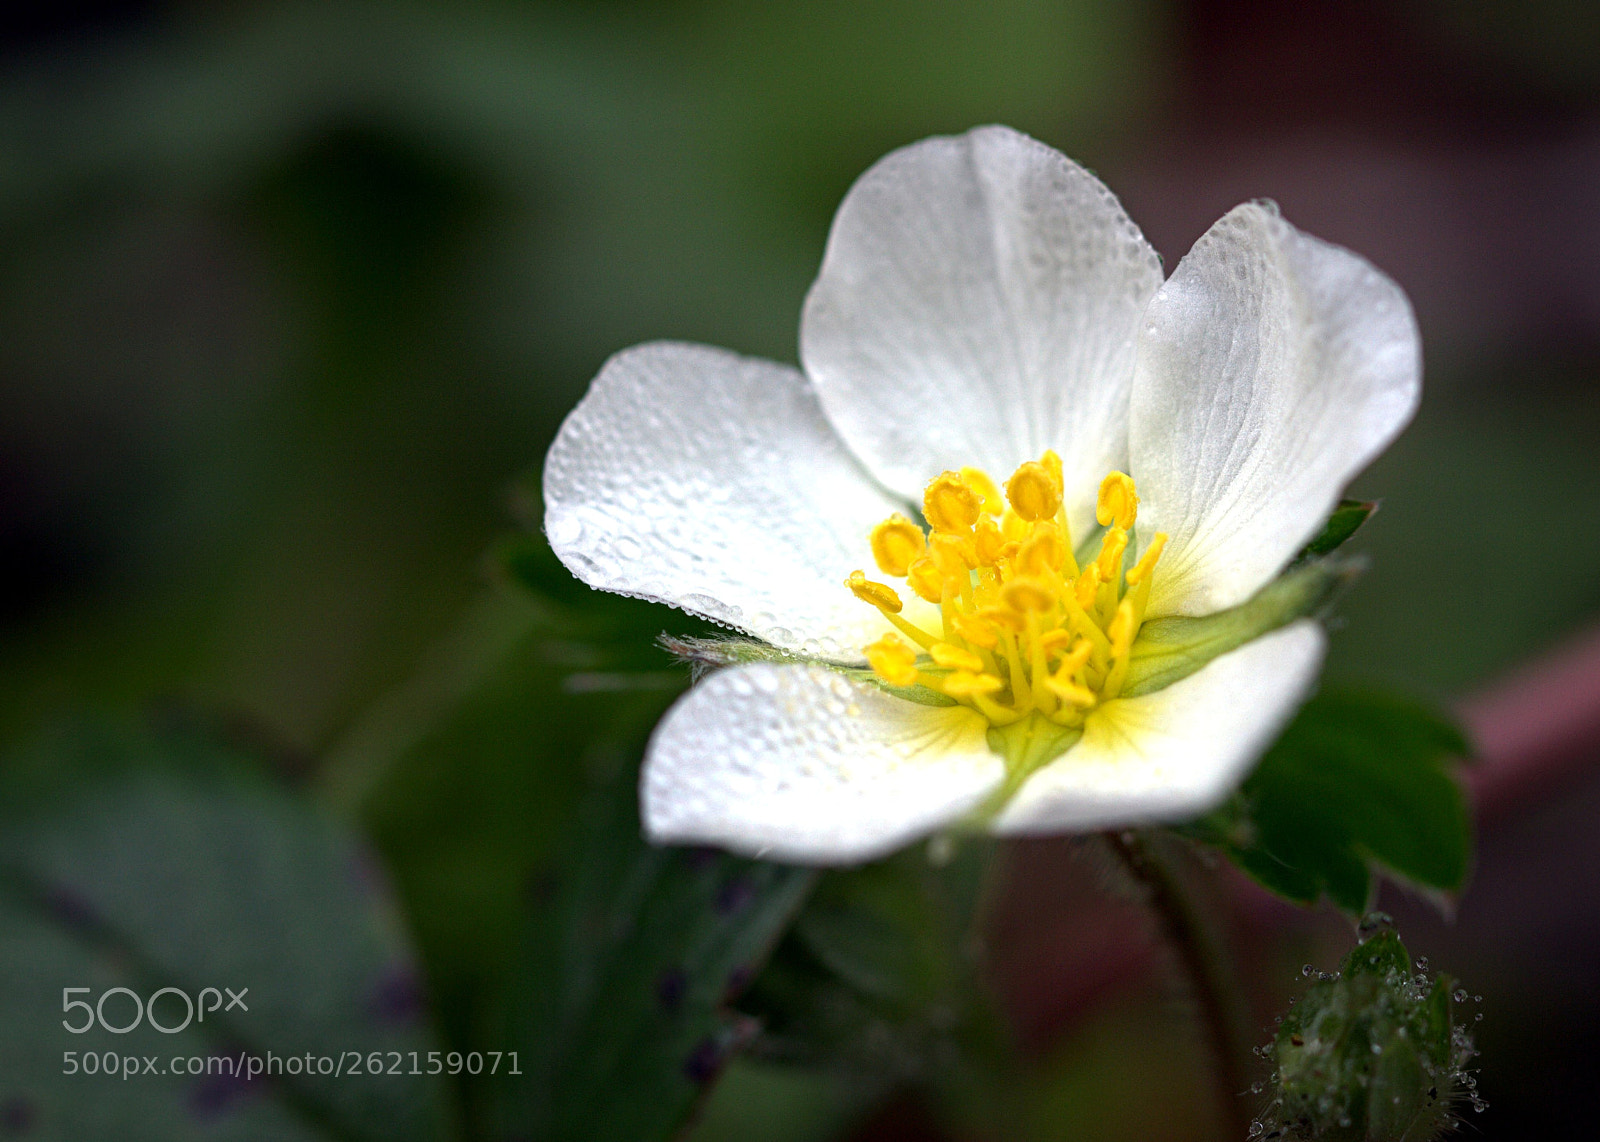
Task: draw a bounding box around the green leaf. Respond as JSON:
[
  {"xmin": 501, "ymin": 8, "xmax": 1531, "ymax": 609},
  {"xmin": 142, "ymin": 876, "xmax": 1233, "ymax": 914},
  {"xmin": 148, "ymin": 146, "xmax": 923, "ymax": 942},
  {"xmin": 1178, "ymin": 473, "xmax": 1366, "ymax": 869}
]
[
  {"xmin": 493, "ymin": 532, "xmax": 726, "ymax": 674},
  {"xmin": 0, "ymin": 722, "xmax": 451, "ymax": 1142},
  {"xmin": 1293, "ymin": 499, "xmax": 1377, "ymax": 563},
  {"xmin": 494, "ymin": 531, "xmax": 604, "ymax": 612},
  {"xmin": 1188, "ymin": 690, "xmax": 1472, "ymax": 914},
  {"xmin": 739, "ymin": 840, "xmax": 1009, "ymax": 1093},
  {"xmin": 497, "ymin": 762, "xmax": 816, "ymax": 1142}
]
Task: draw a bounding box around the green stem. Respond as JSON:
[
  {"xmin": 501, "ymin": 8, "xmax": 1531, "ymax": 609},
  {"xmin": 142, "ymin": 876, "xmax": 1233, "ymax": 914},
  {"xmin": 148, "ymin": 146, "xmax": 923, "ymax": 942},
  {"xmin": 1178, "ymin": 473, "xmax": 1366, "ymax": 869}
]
[{"xmin": 1103, "ymin": 830, "xmax": 1256, "ymax": 1141}]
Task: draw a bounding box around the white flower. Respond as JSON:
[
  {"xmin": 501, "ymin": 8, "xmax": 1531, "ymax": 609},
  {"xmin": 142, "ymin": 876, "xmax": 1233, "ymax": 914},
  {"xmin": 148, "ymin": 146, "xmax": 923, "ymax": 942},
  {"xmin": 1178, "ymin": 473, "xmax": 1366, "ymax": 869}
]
[{"xmin": 543, "ymin": 126, "xmax": 1420, "ymax": 865}]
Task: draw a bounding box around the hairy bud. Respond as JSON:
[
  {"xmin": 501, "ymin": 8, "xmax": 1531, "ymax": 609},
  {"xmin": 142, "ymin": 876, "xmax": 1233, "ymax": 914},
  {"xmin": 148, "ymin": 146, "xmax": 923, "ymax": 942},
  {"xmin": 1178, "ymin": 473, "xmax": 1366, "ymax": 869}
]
[{"xmin": 1252, "ymin": 922, "xmax": 1484, "ymax": 1142}]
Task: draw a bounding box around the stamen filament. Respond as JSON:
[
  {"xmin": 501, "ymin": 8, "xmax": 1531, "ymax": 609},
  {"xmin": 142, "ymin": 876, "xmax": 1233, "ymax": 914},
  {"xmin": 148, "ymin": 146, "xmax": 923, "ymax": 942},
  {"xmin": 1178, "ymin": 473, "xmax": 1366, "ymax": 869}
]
[
  {"xmin": 1025, "ymin": 611, "xmax": 1055, "ymax": 716},
  {"xmin": 881, "ymin": 608, "xmax": 938, "ymax": 650},
  {"xmin": 999, "ymin": 629, "xmax": 1030, "ymax": 711}
]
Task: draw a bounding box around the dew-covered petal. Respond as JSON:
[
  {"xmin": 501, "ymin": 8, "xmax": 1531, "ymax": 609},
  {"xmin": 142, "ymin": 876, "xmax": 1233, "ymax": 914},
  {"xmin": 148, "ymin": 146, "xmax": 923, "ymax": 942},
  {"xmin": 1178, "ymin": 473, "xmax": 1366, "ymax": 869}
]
[
  {"xmin": 544, "ymin": 341, "xmax": 931, "ymax": 659},
  {"xmin": 644, "ymin": 663, "xmax": 1002, "ymax": 865},
  {"xmin": 994, "ymin": 620, "xmax": 1325, "ymax": 833},
  {"xmin": 800, "ymin": 125, "xmax": 1164, "ymax": 543},
  {"xmin": 1130, "ymin": 203, "xmax": 1421, "ymax": 617}
]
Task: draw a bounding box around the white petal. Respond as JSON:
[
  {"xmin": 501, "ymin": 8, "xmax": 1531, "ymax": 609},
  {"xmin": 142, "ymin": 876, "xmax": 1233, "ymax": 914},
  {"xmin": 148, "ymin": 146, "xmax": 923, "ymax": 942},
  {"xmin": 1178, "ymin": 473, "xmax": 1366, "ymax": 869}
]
[
  {"xmin": 543, "ymin": 341, "xmax": 928, "ymax": 659},
  {"xmin": 1130, "ymin": 203, "xmax": 1421, "ymax": 617},
  {"xmin": 800, "ymin": 125, "xmax": 1164, "ymax": 541},
  {"xmin": 643, "ymin": 663, "xmax": 1002, "ymax": 865},
  {"xmin": 994, "ymin": 620, "xmax": 1325, "ymax": 833}
]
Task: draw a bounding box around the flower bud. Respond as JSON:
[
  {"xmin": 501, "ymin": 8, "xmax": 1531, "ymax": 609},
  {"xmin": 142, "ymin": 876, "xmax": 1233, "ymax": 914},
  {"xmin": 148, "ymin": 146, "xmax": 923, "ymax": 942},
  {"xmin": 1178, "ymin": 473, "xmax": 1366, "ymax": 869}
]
[{"xmin": 1253, "ymin": 925, "xmax": 1483, "ymax": 1142}]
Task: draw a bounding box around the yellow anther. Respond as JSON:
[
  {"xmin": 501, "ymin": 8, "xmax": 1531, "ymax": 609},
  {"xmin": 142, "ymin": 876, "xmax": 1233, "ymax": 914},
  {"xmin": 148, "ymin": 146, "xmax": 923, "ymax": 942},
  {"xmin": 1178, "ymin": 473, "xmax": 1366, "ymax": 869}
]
[
  {"xmin": 905, "ymin": 556, "xmax": 945, "ymax": 604},
  {"xmin": 1056, "ymin": 639, "xmax": 1094, "ymax": 675},
  {"xmin": 973, "ymin": 516, "xmax": 1007, "ymax": 566},
  {"xmin": 923, "ymin": 471, "xmax": 983, "ymax": 533},
  {"xmin": 977, "ymin": 605, "xmax": 1025, "ymax": 634},
  {"xmin": 1037, "ymin": 628, "xmax": 1075, "ymax": 657},
  {"xmin": 1095, "ymin": 527, "xmax": 1129, "ymax": 582},
  {"xmin": 865, "ymin": 634, "xmax": 919, "ymax": 687},
  {"xmin": 870, "ymin": 514, "xmax": 926, "ymax": 578},
  {"xmin": 1041, "ymin": 449, "xmax": 1064, "ymax": 494},
  {"xmin": 1108, "ymin": 598, "xmax": 1137, "ymax": 659},
  {"xmin": 1096, "ymin": 471, "xmax": 1139, "ymax": 530},
  {"xmin": 1045, "ymin": 676, "xmax": 1098, "ymax": 708},
  {"xmin": 950, "ymin": 613, "xmax": 999, "ymax": 649},
  {"xmin": 1005, "ymin": 461, "xmax": 1062, "ymax": 522},
  {"xmin": 1016, "ymin": 522, "xmax": 1069, "ymax": 577},
  {"xmin": 929, "ymin": 531, "xmax": 974, "ymax": 576},
  {"xmin": 929, "ymin": 642, "xmax": 985, "ymax": 673},
  {"xmin": 1001, "ymin": 577, "xmax": 1055, "ymax": 614},
  {"xmin": 1074, "ymin": 566, "xmax": 1101, "ymax": 610},
  {"xmin": 960, "ymin": 467, "xmax": 1005, "ymax": 516},
  {"xmin": 846, "ymin": 570, "xmax": 903, "ymax": 613},
  {"xmin": 943, "ymin": 671, "xmax": 1004, "ymax": 697},
  {"xmin": 1125, "ymin": 532, "xmax": 1169, "ymax": 587}
]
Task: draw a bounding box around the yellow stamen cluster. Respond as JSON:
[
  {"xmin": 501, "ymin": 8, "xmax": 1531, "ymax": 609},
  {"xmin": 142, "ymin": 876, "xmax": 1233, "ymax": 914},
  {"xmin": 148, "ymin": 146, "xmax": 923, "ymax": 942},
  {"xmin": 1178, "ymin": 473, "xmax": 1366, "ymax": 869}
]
[{"xmin": 844, "ymin": 459, "xmax": 1169, "ymax": 728}]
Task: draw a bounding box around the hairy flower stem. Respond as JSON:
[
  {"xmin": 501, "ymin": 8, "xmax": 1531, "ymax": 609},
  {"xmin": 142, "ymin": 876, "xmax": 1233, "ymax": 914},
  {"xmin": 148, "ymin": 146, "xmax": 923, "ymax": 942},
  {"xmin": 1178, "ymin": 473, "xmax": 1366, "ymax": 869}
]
[{"xmin": 1103, "ymin": 830, "xmax": 1255, "ymax": 1141}]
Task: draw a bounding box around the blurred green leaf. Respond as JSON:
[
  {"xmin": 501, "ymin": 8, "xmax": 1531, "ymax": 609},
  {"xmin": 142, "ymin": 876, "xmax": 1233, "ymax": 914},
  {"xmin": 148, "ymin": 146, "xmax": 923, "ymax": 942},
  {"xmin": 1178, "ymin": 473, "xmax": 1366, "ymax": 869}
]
[
  {"xmin": 0, "ymin": 722, "xmax": 450, "ymax": 1142},
  {"xmin": 497, "ymin": 760, "xmax": 816, "ymax": 1142},
  {"xmin": 740, "ymin": 841, "xmax": 1009, "ymax": 1103},
  {"xmin": 1186, "ymin": 690, "xmax": 1472, "ymax": 914},
  {"xmin": 493, "ymin": 529, "xmax": 723, "ymax": 669},
  {"xmin": 344, "ymin": 566, "xmax": 704, "ymax": 1117}
]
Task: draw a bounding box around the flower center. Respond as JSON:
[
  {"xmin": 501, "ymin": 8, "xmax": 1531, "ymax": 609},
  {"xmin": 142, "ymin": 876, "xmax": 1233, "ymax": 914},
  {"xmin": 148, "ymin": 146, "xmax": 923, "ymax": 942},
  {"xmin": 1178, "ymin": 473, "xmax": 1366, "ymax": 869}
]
[{"xmin": 845, "ymin": 456, "xmax": 1168, "ymax": 729}]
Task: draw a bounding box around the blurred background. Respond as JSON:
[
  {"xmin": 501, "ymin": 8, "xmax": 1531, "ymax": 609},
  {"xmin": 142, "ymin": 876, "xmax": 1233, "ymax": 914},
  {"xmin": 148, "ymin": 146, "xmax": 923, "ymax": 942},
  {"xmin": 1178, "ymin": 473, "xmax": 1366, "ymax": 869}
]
[{"xmin": 2, "ymin": 1, "xmax": 1598, "ymax": 1140}]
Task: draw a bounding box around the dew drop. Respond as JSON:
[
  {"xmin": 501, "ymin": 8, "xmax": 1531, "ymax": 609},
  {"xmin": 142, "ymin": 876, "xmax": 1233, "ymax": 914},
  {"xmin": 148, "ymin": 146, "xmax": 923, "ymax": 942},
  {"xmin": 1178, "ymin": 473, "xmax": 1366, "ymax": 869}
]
[{"xmin": 546, "ymin": 513, "xmax": 582, "ymax": 546}]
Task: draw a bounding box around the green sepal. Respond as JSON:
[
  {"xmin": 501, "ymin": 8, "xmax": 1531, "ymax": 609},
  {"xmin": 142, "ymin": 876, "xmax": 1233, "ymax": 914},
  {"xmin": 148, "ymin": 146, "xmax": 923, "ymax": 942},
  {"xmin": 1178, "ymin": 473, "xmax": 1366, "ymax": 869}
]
[
  {"xmin": 657, "ymin": 633, "xmax": 809, "ymax": 671},
  {"xmin": 1122, "ymin": 555, "xmax": 1361, "ymax": 698},
  {"xmin": 1182, "ymin": 689, "xmax": 1473, "ymax": 915},
  {"xmin": 658, "ymin": 635, "xmax": 957, "ymax": 707},
  {"xmin": 860, "ymin": 676, "xmax": 960, "ymax": 707},
  {"xmin": 1292, "ymin": 498, "xmax": 1377, "ymax": 564}
]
